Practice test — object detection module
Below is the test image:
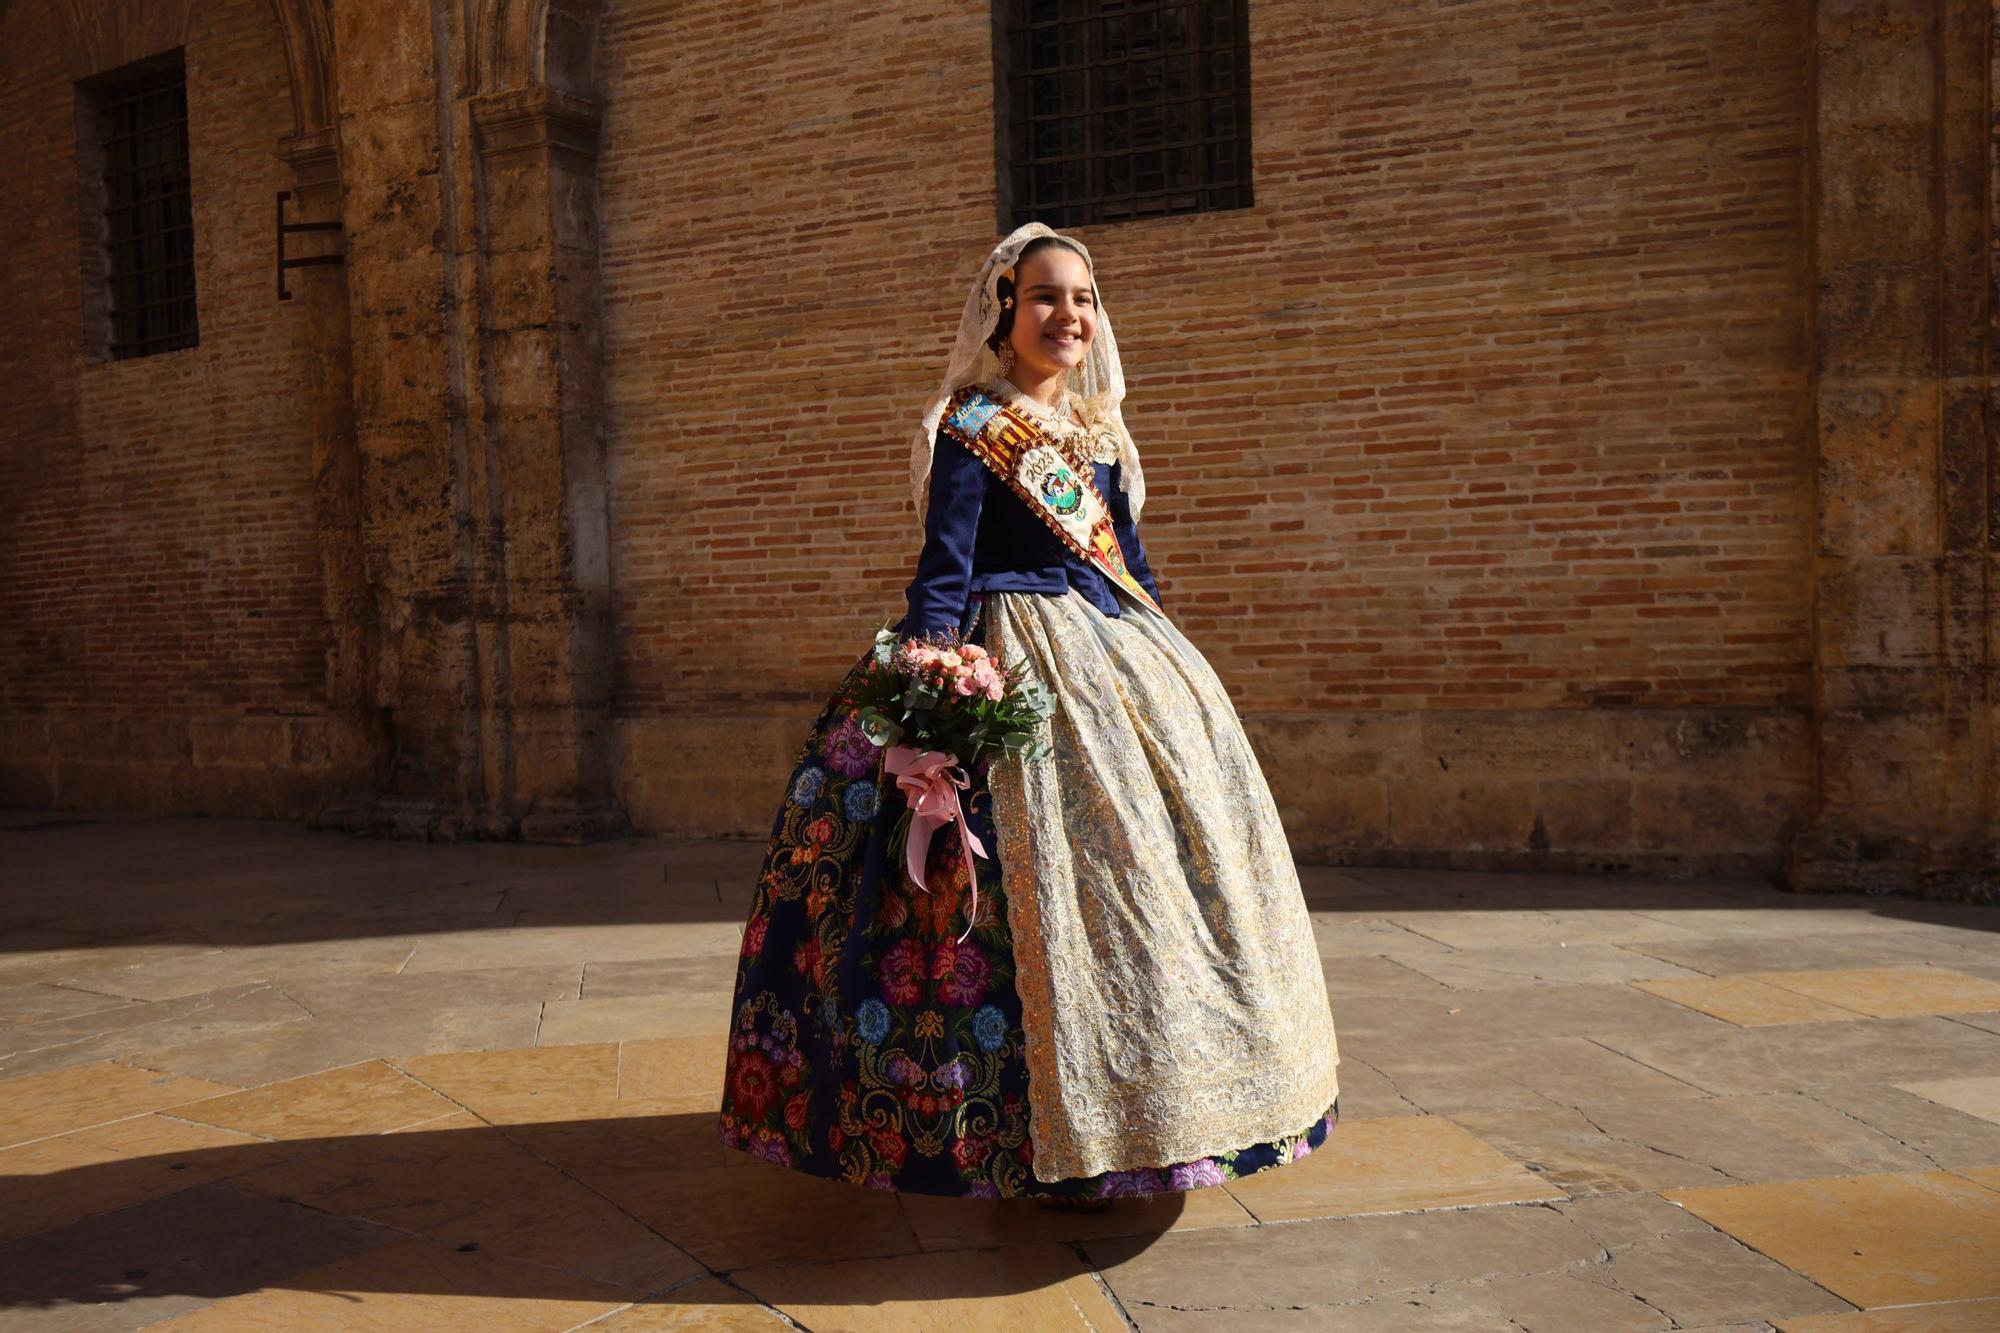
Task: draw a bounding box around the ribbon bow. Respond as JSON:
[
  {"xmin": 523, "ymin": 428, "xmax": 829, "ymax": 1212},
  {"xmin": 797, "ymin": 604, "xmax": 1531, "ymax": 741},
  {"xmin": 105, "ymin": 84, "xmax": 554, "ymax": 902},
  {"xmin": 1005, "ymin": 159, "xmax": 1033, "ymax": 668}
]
[{"xmin": 883, "ymin": 746, "xmax": 986, "ymax": 943}]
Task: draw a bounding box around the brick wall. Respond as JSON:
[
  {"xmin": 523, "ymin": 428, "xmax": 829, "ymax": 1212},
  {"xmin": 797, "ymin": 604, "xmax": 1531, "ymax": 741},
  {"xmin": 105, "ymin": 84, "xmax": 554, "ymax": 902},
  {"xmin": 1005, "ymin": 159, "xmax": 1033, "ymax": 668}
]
[
  {"xmin": 598, "ymin": 0, "xmax": 1815, "ymax": 870},
  {"xmin": 0, "ymin": 0, "xmax": 330, "ymax": 813},
  {"xmin": 0, "ymin": 0, "xmax": 1829, "ymax": 875}
]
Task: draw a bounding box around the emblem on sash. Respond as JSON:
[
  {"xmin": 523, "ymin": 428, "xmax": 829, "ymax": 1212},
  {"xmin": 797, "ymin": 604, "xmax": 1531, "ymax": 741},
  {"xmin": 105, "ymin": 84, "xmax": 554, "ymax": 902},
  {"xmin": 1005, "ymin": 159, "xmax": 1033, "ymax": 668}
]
[{"xmin": 937, "ymin": 384, "xmax": 1161, "ymax": 615}]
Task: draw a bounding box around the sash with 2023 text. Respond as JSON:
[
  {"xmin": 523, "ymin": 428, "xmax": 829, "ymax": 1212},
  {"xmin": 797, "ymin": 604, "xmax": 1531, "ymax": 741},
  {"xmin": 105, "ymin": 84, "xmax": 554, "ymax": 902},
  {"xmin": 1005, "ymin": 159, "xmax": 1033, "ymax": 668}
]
[{"xmin": 936, "ymin": 384, "xmax": 1162, "ymax": 616}]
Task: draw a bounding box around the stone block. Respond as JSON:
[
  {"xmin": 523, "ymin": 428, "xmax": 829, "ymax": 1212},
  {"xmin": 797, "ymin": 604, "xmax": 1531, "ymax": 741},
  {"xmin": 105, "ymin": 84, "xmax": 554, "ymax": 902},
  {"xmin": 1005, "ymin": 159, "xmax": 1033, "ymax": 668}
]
[
  {"xmin": 1817, "ymin": 556, "xmax": 1942, "ymax": 669},
  {"xmin": 1629, "ymin": 779, "xmax": 1804, "ymax": 857},
  {"xmin": 331, "ymin": 0, "xmax": 438, "ymax": 112},
  {"xmin": 1816, "ymin": 379, "xmax": 1938, "ymax": 555},
  {"xmin": 1817, "ymin": 259, "xmax": 1941, "ymax": 379},
  {"xmin": 1534, "ymin": 778, "xmax": 1633, "ymax": 851},
  {"xmin": 1417, "ymin": 711, "xmax": 1598, "ymax": 778},
  {"xmin": 1387, "ymin": 777, "xmax": 1538, "ymax": 853},
  {"xmin": 1598, "ymin": 709, "xmax": 1807, "ymax": 782}
]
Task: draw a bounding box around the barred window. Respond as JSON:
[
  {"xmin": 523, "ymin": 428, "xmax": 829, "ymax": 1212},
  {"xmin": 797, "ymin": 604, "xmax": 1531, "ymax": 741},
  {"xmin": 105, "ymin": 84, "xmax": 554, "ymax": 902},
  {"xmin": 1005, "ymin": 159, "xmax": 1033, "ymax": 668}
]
[
  {"xmin": 995, "ymin": 0, "xmax": 1253, "ymax": 230},
  {"xmin": 80, "ymin": 51, "xmax": 198, "ymax": 360}
]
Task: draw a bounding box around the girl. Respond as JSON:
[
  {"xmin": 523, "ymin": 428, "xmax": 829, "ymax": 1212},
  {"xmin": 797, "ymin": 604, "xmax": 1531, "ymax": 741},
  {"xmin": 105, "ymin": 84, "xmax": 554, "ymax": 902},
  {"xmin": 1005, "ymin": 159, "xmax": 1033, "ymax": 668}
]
[{"xmin": 719, "ymin": 223, "xmax": 1340, "ymax": 1203}]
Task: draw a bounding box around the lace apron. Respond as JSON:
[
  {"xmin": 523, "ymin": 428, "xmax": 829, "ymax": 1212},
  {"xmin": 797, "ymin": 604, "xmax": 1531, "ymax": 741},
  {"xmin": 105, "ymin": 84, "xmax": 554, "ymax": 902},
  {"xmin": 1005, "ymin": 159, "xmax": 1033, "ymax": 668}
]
[{"xmin": 985, "ymin": 587, "xmax": 1342, "ymax": 1181}]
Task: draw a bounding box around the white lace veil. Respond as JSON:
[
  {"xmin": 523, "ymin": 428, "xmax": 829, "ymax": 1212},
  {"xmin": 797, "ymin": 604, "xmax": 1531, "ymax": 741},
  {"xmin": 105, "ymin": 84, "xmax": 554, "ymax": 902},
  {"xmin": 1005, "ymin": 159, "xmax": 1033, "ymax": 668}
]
[{"xmin": 909, "ymin": 222, "xmax": 1145, "ymax": 532}]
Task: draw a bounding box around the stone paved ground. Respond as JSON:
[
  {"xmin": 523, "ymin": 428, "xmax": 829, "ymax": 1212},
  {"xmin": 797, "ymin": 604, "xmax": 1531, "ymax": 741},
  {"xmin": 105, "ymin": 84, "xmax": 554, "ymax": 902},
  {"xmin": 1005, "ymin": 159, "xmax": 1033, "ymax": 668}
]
[{"xmin": 2, "ymin": 813, "xmax": 1999, "ymax": 1331}]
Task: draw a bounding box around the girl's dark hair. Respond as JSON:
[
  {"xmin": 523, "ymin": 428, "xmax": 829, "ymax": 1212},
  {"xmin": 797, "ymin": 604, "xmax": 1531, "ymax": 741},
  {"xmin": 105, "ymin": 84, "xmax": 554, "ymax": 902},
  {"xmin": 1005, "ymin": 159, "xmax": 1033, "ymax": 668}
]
[{"xmin": 987, "ymin": 236, "xmax": 1091, "ymax": 352}]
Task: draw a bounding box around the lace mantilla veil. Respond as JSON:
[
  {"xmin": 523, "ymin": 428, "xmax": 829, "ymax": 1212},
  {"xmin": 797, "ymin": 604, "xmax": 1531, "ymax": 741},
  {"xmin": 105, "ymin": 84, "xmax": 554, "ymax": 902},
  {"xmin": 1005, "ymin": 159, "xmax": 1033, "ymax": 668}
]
[{"xmin": 908, "ymin": 222, "xmax": 1146, "ymax": 533}]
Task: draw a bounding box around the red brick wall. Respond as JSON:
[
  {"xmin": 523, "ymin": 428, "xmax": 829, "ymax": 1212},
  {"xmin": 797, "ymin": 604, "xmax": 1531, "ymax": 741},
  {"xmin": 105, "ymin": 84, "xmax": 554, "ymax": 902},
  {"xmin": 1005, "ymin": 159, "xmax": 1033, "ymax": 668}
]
[
  {"xmin": 0, "ymin": 1, "xmax": 328, "ymax": 806},
  {"xmin": 596, "ymin": 0, "xmax": 1814, "ymax": 858}
]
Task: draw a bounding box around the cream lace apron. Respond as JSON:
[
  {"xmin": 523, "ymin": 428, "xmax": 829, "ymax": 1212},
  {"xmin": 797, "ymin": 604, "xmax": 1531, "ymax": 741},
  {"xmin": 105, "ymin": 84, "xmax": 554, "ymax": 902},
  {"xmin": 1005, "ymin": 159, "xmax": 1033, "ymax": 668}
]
[{"xmin": 985, "ymin": 588, "xmax": 1341, "ymax": 1181}]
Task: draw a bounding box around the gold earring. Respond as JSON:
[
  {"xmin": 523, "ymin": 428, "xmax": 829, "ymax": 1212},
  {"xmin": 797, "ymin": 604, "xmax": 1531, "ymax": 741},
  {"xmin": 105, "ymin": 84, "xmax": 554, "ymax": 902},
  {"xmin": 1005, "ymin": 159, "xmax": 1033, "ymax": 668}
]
[{"xmin": 996, "ymin": 343, "xmax": 1016, "ymax": 374}]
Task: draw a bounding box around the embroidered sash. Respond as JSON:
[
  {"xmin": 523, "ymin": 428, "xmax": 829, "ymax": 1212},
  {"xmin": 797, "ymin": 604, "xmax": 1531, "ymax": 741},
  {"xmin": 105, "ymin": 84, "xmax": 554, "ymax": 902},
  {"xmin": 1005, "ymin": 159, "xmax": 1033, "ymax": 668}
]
[{"xmin": 937, "ymin": 384, "xmax": 1162, "ymax": 616}]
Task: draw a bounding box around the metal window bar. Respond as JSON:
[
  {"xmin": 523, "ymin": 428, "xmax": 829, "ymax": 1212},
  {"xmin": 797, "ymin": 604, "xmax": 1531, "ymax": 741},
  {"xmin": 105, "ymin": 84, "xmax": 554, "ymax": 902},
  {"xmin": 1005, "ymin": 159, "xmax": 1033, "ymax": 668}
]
[
  {"xmin": 1001, "ymin": 0, "xmax": 1251, "ymax": 229},
  {"xmin": 95, "ymin": 63, "xmax": 198, "ymax": 358}
]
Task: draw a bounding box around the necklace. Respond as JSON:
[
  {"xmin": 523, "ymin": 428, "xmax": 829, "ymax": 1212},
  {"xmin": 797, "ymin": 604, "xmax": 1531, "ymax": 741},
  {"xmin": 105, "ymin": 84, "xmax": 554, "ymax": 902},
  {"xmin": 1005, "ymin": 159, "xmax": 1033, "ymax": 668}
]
[
  {"xmin": 991, "ymin": 375, "xmax": 1121, "ymax": 466},
  {"xmin": 995, "ymin": 376, "xmax": 1082, "ymax": 436}
]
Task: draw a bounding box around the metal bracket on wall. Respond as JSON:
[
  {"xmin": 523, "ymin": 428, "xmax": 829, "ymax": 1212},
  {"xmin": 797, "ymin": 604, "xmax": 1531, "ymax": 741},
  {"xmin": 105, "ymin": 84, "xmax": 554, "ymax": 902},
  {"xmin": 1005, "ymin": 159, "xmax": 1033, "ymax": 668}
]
[{"xmin": 276, "ymin": 190, "xmax": 343, "ymax": 301}]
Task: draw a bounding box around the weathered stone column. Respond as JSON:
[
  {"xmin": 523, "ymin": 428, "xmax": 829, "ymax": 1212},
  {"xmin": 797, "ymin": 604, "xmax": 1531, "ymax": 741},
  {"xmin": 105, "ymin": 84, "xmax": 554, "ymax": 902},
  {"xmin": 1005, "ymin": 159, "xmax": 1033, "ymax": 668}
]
[
  {"xmin": 1789, "ymin": 0, "xmax": 1999, "ymax": 900},
  {"xmin": 465, "ymin": 82, "xmax": 625, "ymax": 843},
  {"xmin": 306, "ymin": 1, "xmax": 624, "ymax": 842},
  {"xmin": 278, "ymin": 121, "xmax": 383, "ymax": 803}
]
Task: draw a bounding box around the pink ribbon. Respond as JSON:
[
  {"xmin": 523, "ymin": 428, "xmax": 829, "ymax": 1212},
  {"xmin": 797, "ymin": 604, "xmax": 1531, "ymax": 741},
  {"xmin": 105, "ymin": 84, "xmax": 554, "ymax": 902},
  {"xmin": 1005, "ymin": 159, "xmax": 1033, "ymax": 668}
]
[{"xmin": 883, "ymin": 746, "xmax": 986, "ymax": 943}]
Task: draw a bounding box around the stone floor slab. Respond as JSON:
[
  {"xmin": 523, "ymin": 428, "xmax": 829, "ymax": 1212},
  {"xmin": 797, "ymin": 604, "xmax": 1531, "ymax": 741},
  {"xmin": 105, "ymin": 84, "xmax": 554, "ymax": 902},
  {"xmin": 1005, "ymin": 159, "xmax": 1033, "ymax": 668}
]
[
  {"xmin": 171, "ymin": 1060, "xmax": 457, "ymax": 1140},
  {"xmin": 1447, "ymin": 1105, "xmax": 1742, "ymax": 1197},
  {"xmin": 1338, "ymin": 981, "xmax": 1727, "ymax": 1051},
  {"xmin": 616, "ymin": 1035, "xmax": 728, "ymax": 1107},
  {"xmin": 39, "ymin": 938, "xmax": 417, "ymax": 1005},
  {"xmin": 1665, "ymin": 1170, "xmax": 2000, "ymax": 1308},
  {"xmin": 536, "ymin": 991, "xmax": 734, "ymax": 1046},
  {"xmin": 0, "ymin": 983, "xmax": 312, "ymax": 1079},
  {"xmin": 587, "ymin": 1161, "xmax": 922, "ymax": 1271},
  {"xmin": 1601, "ymin": 1016, "xmax": 2000, "ymax": 1097},
  {"xmin": 1085, "ymin": 1202, "xmax": 1608, "ymax": 1322},
  {"xmin": 1454, "ymin": 1088, "xmax": 1949, "ymax": 1199},
  {"xmin": 1802, "ymin": 1080, "xmax": 2000, "ymax": 1172},
  {"xmin": 119, "ymin": 1002, "xmax": 545, "ymax": 1088},
  {"xmin": 229, "ymin": 1115, "xmax": 565, "ymax": 1231},
  {"xmin": 735, "ymin": 1242, "xmax": 1127, "ymax": 1331},
  {"xmin": 899, "ymin": 1179, "xmax": 1255, "ymax": 1251},
  {"xmin": 1223, "ymin": 1114, "xmax": 1565, "ymax": 1220},
  {"xmin": 0, "ymin": 1134, "xmax": 145, "ymax": 1244},
  {"xmin": 1310, "ymin": 915, "xmax": 1456, "ymax": 960},
  {"xmin": 0, "ymin": 981, "xmax": 135, "ymax": 1028},
  {"xmin": 1341, "ymin": 1032, "xmax": 1712, "ymax": 1115},
  {"xmin": 1634, "ymin": 974, "xmax": 1875, "ymax": 1026},
  {"xmin": 1305, "ymin": 1053, "xmax": 1425, "ymax": 1118},
  {"xmin": 493, "ymin": 1102, "xmax": 744, "ymax": 1178},
  {"xmin": 0, "ymin": 1182, "xmax": 394, "ymax": 1331},
  {"xmin": 587, "ymin": 1278, "xmax": 791, "ymax": 1329},
  {"xmin": 1620, "ymin": 930, "xmax": 1998, "ymax": 978},
  {"xmin": 1388, "ymin": 941, "xmax": 1711, "ymax": 992},
  {"xmin": 396, "ymin": 921, "xmax": 743, "ymax": 974},
  {"xmin": 0, "ymin": 1061, "xmax": 238, "ymax": 1148},
  {"xmin": 1892, "ymin": 1075, "xmax": 2000, "ymax": 1129},
  {"xmin": 392, "ymin": 1042, "xmax": 621, "ymax": 1122},
  {"xmin": 142, "ymin": 1233, "xmax": 634, "ymax": 1330},
  {"xmin": 1383, "ymin": 906, "xmax": 1709, "ymax": 949},
  {"xmin": 581, "ymin": 956, "xmax": 740, "ymax": 999},
  {"xmin": 1747, "ymin": 967, "xmax": 2000, "ymax": 1020},
  {"xmin": 1598, "ymin": 1224, "xmax": 1856, "ymax": 1328},
  {"xmin": 1320, "ymin": 952, "xmax": 1459, "ymax": 1003},
  {"xmin": 1777, "ymin": 1301, "xmax": 2000, "ymax": 1332},
  {"xmin": 419, "ymin": 1176, "xmax": 704, "ymax": 1294}
]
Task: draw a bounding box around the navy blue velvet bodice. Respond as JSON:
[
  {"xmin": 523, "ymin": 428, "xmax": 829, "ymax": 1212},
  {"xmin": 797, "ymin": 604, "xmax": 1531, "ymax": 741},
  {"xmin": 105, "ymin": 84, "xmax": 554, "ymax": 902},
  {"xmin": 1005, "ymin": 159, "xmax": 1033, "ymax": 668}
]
[{"xmin": 901, "ymin": 427, "xmax": 1163, "ymax": 639}]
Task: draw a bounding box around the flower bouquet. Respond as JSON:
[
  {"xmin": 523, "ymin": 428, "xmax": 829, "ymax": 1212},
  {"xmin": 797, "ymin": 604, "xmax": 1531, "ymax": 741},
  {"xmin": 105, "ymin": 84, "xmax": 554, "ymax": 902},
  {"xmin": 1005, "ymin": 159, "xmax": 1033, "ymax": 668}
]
[{"xmin": 841, "ymin": 627, "xmax": 1055, "ymax": 939}]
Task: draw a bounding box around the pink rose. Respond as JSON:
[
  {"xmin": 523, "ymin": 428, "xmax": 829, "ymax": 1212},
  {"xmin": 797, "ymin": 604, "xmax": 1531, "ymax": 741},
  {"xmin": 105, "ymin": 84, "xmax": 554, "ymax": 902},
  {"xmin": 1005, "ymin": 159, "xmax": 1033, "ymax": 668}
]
[{"xmin": 952, "ymin": 676, "xmax": 977, "ymax": 696}]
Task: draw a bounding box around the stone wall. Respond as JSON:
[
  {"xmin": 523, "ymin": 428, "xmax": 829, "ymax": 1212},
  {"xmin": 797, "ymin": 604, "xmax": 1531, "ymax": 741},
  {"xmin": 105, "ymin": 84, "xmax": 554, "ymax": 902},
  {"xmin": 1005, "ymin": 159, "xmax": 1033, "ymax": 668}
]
[{"xmin": 0, "ymin": 0, "xmax": 1991, "ymax": 896}]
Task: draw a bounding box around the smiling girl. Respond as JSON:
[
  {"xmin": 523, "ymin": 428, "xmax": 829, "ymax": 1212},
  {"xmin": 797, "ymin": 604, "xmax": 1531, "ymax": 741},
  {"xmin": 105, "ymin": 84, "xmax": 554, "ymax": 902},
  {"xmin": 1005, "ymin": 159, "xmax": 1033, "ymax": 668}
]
[{"xmin": 720, "ymin": 223, "xmax": 1342, "ymax": 1205}]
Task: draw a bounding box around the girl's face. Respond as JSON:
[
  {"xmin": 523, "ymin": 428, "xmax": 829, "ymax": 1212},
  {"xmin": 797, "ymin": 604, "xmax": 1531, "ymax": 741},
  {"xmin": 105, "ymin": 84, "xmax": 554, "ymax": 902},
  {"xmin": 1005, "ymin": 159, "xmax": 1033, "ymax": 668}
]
[{"xmin": 1004, "ymin": 245, "xmax": 1097, "ymax": 385}]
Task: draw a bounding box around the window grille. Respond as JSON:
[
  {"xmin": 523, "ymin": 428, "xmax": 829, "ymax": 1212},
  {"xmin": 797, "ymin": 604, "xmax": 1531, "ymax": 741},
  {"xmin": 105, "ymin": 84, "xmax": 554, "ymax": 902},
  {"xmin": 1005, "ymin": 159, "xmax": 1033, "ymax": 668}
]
[
  {"xmin": 996, "ymin": 0, "xmax": 1253, "ymax": 230},
  {"xmin": 84, "ymin": 52, "xmax": 198, "ymax": 359}
]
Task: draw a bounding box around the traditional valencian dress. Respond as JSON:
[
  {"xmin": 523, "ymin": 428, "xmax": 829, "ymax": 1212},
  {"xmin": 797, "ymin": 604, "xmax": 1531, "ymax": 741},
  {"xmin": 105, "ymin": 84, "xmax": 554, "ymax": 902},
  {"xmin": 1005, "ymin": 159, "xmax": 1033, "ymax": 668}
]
[{"xmin": 719, "ymin": 223, "xmax": 1341, "ymax": 1200}]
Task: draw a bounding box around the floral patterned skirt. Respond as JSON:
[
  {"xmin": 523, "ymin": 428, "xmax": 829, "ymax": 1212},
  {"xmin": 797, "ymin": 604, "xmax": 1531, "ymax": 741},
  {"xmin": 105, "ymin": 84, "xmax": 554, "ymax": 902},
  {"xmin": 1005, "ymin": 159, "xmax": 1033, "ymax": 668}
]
[{"xmin": 718, "ymin": 600, "xmax": 1340, "ymax": 1199}]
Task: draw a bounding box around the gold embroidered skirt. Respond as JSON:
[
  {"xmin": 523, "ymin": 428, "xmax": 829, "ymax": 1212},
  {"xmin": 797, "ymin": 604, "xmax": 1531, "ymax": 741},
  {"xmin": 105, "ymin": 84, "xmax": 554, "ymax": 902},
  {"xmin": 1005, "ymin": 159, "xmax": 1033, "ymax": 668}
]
[{"xmin": 984, "ymin": 588, "xmax": 1342, "ymax": 1182}]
